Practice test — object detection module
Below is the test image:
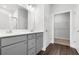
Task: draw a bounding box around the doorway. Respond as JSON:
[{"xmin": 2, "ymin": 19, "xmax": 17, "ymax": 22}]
[{"xmin": 54, "ymin": 11, "xmax": 70, "ymax": 46}]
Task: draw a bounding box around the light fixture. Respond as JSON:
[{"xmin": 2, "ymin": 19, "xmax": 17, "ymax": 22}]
[{"xmin": 26, "ymin": 4, "xmax": 35, "ymax": 12}]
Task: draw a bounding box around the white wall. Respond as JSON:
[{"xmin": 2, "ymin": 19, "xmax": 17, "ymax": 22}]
[
  {"xmin": 34, "ymin": 5, "xmax": 44, "ymax": 31},
  {"xmin": 55, "ymin": 12, "xmax": 70, "ymax": 40},
  {"xmin": 28, "ymin": 5, "xmax": 44, "ymax": 31},
  {"xmin": 17, "ymin": 7, "xmax": 28, "ymax": 29},
  {"xmin": 43, "ymin": 5, "xmax": 53, "ymax": 50},
  {"xmin": 73, "ymin": 5, "xmax": 79, "ymax": 53},
  {"xmin": 0, "ymin": 10, "xmax": 9, "ymax": 29},
  {"xmin": 50, "ymin": 4, "xmax": 79, "ymax": 53}
]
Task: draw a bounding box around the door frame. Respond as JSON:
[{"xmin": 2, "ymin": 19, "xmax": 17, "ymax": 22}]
[{"xmin": 51, "ymin": 10, "xmax": 73, "ymax": 47}]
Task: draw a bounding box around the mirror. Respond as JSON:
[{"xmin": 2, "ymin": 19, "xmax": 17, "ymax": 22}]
[
  {"xmin": 0, "ymin": 4, "xmax": 28, "ymax": 30},
  {"xmin": 17, "ymin": 6, "xmax": 28, "ymax": 29}
]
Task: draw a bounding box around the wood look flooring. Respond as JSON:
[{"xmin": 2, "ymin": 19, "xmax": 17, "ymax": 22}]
[
  {"xmin": 37, "ymin": 43, "xmax": 79, "ymax": 55},
  {"xmin": 54, "ymin": 38, "xmax": 70, "ymax": 46}
]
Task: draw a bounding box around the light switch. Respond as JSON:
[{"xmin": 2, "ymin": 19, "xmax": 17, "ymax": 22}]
[{"xmin": 73, "ymin": 41, "xmax": 76, "ymax": 43}]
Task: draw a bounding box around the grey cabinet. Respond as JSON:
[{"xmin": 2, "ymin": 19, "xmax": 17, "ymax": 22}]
[
  {"xmin": 0, "ymin": 32, "xmax": 43, "ymax": 55},
  {"xmin": 1, "ymin": 35, "xmax": 27, "ymax": 55},
  {"xmin": 27, "ymin": 32, "xmax": 43, "ymax": 55},
  {"xmin": 28, "ymin": 39, "xmax": 36, "ymax": 49},
  {"xmin": 28, "ymin": 48, "xmax": 36, "ymax": 55},
  {"xmin": 27, "ymin": 34, "xmax": 36, "ymax": 55},
  {"xmin": 36, "ymin": 33, "xmax": 43, "ymax": 53},
  {"xmin": 2, "ymin": 41, "xmax": 27, "ymax": 55}
]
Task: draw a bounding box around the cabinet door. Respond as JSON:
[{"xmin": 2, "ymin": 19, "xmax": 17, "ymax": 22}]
[
  {"xmin": 28, "ymin": 34, "xmax": 36, "ymax": 49},
  {"xmin": 28, "ymin": 48, "xmax": 36, "ymax": 55},
  {"xmin": 1, "ymin": 35, "xmax": 27, "ymax": 46},
  {"xmin": 28, "ymin": 39, "xmax": 35, "ymax": 49},
  {"xmin": 36, "ymin": 33, "xmax": 43, "ymax": 53},
  {"xmin": 1, "ymin": 41, "xmax": 27, "ymax": 55}
]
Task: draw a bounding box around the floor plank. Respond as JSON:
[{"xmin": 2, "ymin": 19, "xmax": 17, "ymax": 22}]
[{"xmin": 37, "ymin": 43, "xmax": 79, "ymax": 55}]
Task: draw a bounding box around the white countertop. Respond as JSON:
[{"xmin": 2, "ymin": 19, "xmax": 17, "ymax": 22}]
[{"xmin": 0, "ymin": 30, "xmax": 43, "ymax": 38}]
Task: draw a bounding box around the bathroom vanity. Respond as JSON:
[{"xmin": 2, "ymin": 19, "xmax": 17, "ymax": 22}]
[
  {"xmin": 0, "ymin": 4, "xmax": 44, "ymax": 55},
  {"xmin": 0, "ymin": 31, "xmax": 43, "ymax": 55}
]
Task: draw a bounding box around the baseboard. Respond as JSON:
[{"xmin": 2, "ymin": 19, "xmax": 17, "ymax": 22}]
[
  {"xmin": 54, "ymin": 38, "xmax": 70, "ymax": 46},
  {"xmin": 75, "ymin": 48, "xmax": 79, "ymax": 54},
  {"xmin": 42, "ymin": 47, "xmax": 46, "ymax": 51}
]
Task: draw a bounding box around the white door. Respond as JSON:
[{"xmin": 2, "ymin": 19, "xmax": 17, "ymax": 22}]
[{"xmin": 54, "ymin": 12, "xmax": 70, "ymax": 46}]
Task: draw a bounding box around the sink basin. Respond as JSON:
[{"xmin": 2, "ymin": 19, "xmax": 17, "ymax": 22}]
[{"xmin": 6, "ymin": 30, "xmax": 13, "ymax": 33}]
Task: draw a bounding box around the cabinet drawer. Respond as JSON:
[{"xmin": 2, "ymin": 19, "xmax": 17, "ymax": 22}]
[
  {"xmin": 1, "ymin": 35, "xmax": 27, "ymax": 46},
  {"xmin": 36, "ymin": 33, "xmax": 43, "ymax": 37},
  {"xmin": 28, "ymin": 34, "xmax": 35, "ymax": 40},
  {"xmin": 2, "ymin": 41, "xmax": 27, "ymax": 55},
  {"xmin": 28, "ymin": 39, "xmax": 35, "ymax": 49},
  {"xmin": 28, "ymin": 48, "xmax": 36, "ymax": 55}
]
